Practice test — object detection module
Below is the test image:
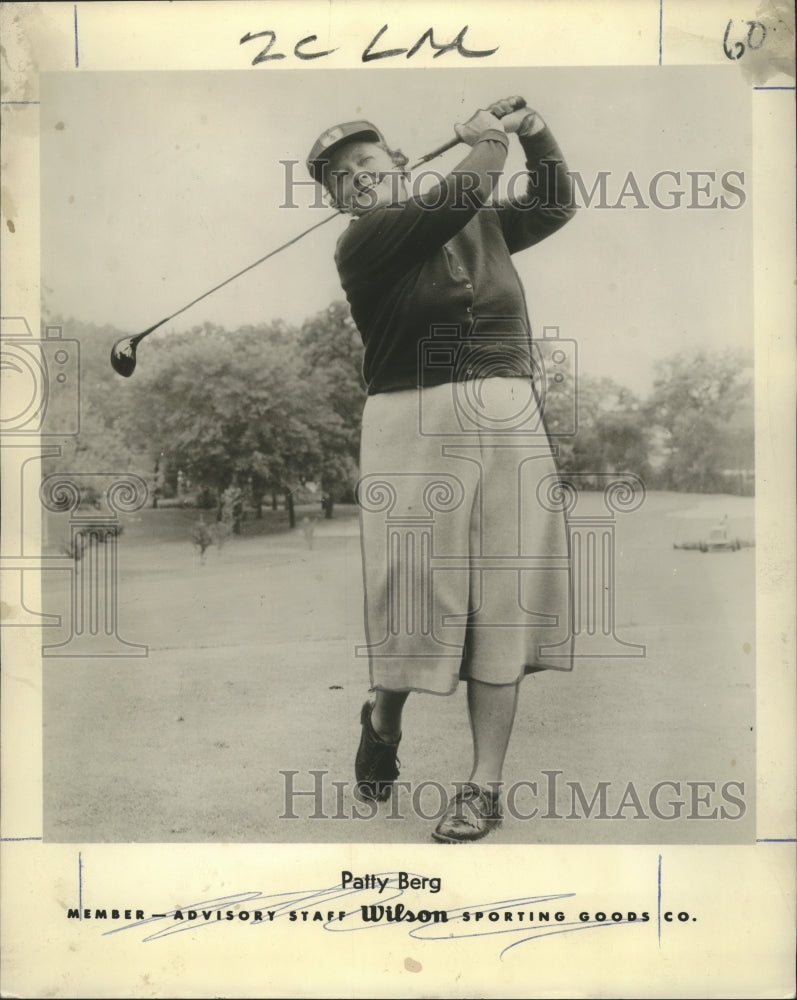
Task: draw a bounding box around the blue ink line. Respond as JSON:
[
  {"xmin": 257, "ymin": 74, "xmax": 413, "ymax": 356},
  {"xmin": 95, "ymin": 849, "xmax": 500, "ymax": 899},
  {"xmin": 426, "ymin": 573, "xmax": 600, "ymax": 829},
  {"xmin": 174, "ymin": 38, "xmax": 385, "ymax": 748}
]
[
  {"xmin": 0, "ymin": 836, "xmax": 43, "ymax": 841},
  {"xmin": 658, "ymin": 0, "xmax": 663, "ymax": 66},
  {"xmin": 756, "ymin": 837, "xmax": 797, "ymax": 842},
  {"xmin": 78, "ymin": 851, "xmax": 83, "ymax": 921},
  {"xmin": 753, "ymin": 86, "xmax": 795, "ymax": 90},
  {"xmin": 74, "ymin": 4, "xmax": 79, "ymax": 68},
  {"xmin": 656, "ymin": 853, "xmax": 662, "ymax": 949},
  {"xmin": 0, "ymin": 102, "xmax": 41, "ymax": 105},
  {"xmin": 498, "ymin": 919, "xmax": 622, "ymax": 960}
]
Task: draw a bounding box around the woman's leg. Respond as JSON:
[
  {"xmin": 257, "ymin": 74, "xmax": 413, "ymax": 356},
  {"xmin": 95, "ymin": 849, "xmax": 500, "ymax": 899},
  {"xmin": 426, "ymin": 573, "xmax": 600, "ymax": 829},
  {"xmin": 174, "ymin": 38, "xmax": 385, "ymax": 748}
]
[
  {"xmin": 431, "ymin": 678, "xmax": 516, "ymax": 842},
  {"xmin": 466, "ymin": 678, "xmax": 519, "ymax": 788},
  {"xmin": 371, "ymin": 689, "xmax": 409, "ymax": 743}
]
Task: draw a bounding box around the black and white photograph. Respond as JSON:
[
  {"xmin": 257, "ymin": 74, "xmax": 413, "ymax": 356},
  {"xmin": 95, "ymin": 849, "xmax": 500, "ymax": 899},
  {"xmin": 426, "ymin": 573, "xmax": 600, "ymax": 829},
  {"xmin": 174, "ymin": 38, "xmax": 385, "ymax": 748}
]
[
  {"xmin": 1, "ymin": 2, "xmax": 794, "ymax": 997},
  {"xmin": 36, "ymin": 65, "xmax": 757, "ymax": 846}
]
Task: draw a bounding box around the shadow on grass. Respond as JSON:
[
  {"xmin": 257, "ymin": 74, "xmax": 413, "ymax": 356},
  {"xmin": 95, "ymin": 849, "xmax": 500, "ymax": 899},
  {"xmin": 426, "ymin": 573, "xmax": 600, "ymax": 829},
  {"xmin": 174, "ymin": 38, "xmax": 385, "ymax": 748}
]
[{"xmin": 119, "ymin": 503, "xmax": 361, "ymax": 546}]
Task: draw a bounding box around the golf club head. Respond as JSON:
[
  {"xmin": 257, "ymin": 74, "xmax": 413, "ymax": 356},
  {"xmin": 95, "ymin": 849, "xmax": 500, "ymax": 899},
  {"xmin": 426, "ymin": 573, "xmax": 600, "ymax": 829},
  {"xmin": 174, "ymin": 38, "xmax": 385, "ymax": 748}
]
[{"xmin": 110, "ymin": 337, "xmax": 138, "ymax": 378}]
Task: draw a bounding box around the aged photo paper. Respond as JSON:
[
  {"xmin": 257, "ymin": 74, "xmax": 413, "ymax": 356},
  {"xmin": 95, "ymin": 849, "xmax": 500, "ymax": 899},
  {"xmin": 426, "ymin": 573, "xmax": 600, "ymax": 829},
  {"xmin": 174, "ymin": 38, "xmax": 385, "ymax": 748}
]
[{"xmin": 1, "ymin": 1, "xmax": 794, "ymax": 996}]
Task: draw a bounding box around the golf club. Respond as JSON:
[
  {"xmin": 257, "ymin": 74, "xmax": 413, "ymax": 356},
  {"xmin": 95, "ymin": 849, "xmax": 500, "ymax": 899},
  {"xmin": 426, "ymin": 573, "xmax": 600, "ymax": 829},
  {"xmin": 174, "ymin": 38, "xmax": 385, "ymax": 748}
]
[
  {"xmin": 408, "ymin": 96, "xmax": 526, "ymax": 169},
  {"xmin": 110, "ymin": 211, "xmax": 342, "ymax": 377},
  {"xmin": 110, "ymin": 97, "xmax": 527, "ymax": 377}
]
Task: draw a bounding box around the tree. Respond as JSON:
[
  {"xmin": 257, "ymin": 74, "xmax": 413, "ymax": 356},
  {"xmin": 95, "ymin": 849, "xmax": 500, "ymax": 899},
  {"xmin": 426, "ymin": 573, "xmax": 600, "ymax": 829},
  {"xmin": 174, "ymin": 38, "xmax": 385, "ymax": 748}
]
[
  {"xmin": 543, "ymin": 374, "xmax": 652, "ymax": 481},
  {"xmin": 646, "ymin": 350, "xmax": 753, "ymax": 493},
  {"xmin": 112, "ymin": 315, "xmax": 367, "ymax": 526},
  {"xmin": 296, "ymin": 301, "xmax": 367, "ymax": 512},
  {"xmin": 124, "ymin": 325, "xmax": 305, "ymax": 515},
  {"xmin": 39, "ymin": 317, "xmax": 153, "ymax": 483}
]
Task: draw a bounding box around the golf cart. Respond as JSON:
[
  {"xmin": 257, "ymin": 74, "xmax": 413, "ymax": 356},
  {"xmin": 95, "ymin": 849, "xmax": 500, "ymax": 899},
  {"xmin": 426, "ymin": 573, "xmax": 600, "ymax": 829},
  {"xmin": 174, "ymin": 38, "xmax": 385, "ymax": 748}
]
[{"xmin": 699, "ymin": 518, "xmax": 741, "ymax": 553}]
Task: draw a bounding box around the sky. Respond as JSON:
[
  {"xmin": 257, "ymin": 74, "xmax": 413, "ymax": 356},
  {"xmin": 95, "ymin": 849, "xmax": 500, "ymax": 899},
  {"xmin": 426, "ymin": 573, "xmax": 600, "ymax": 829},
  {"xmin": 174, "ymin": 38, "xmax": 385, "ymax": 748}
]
[{"xmin": 40, "ymin": 66, "xmax": 752, "ymax": 394}]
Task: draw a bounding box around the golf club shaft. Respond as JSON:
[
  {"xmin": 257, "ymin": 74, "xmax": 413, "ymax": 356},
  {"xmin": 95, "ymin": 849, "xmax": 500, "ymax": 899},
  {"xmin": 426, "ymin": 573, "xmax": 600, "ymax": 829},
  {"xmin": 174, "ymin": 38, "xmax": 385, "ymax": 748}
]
[
  {"xmin": 148, "ymin": 103, "xmax": 515, "ymax": 332},
  {"xmin": 410, "ymin": 135, "xmax": 461, "ymax": 170},
  {"xmin": 115, "ymin": 104, "xmax": 524, "ymax": 363},
  {"xmin": 410, "ymin": 97, "xmax": 527, "ymax": 169},
  {"xmin": 136, "ymin": 210, "xmax": 344, "ymax": 344}
]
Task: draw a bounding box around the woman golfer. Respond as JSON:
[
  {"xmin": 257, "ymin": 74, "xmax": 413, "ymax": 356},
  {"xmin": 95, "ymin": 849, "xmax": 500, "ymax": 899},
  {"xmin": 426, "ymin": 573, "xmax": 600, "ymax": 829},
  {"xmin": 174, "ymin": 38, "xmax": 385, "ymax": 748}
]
[{"xmin": 307, "ymin": 96, "xmax": 576, "ymax": 842}]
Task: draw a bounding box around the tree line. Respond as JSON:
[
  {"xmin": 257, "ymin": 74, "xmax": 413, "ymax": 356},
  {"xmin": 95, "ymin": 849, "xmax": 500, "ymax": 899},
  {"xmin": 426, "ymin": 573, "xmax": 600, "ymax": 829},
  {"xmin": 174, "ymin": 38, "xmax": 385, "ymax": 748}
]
[{"xmin": 42, "ymin": 303, "xmax": 754, "ymax": 529}]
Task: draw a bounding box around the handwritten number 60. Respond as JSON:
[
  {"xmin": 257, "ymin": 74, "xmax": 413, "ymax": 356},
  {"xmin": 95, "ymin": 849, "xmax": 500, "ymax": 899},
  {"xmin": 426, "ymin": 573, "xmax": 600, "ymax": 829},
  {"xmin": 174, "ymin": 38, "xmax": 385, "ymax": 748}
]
[{"xmin": 723, "ymin": 19, "xmax": 768, "ymax": 61}]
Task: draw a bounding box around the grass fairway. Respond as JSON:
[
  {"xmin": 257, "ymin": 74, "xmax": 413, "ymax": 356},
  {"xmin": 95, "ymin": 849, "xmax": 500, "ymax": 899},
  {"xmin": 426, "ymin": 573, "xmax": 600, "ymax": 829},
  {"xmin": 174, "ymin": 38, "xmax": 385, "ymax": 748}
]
[{"xmin": 43, "ymin": 492, "xmax": 755, "ymax": 844}]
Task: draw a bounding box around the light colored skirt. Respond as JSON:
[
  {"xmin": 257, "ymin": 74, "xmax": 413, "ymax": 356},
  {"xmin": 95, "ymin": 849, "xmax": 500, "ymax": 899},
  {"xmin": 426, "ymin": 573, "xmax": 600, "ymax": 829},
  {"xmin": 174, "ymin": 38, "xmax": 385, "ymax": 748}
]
[{"xmin": 358, "ymin": 378, "xmax": 573, "ymax": 694}]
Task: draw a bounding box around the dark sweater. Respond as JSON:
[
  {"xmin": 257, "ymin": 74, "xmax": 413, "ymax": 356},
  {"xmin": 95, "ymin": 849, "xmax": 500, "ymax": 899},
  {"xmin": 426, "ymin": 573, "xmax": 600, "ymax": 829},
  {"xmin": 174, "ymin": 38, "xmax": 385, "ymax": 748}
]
[{"xmin": 334, "ymin": 124, "xmax": 576, "ymax": 395}]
